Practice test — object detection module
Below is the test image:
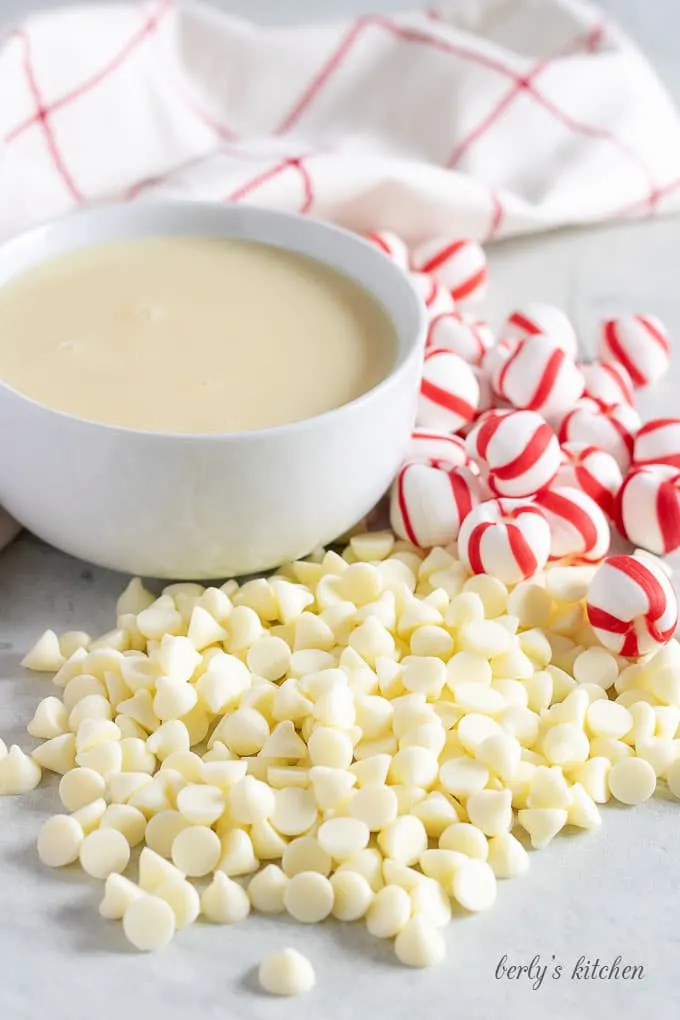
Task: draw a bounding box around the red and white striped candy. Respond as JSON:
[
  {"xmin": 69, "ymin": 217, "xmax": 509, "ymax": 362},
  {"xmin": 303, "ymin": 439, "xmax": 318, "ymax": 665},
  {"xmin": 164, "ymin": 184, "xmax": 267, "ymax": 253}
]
[
  {"xmin": 581, "ymin": 360, "xmax": 635, "ymax": 406},
  {"xmin": 554, "ymin": 442, "xmax": 623, "ymax": 520},
  {"xmin": 491, "ymin": 334, "xmax": 584, "ymax": 426},
  {"xmin": 390, "ymin": 462, "xmax": 484, "ymax": 547},
  {"xmin": 426, "ymin": 312, "xmax": 494, "ymax": 366},
  {"xmin": 363, "ymin": 230, "xmax": 409, "ymax": 269},
  {"xmin": 633, "ymin": 418, "xmax": 680, "ymax": 469},
  {"xmin": 404, "ymin": 428, "xmax": 471, "ymax": 470},
  {"xmin": 418, "ymin": 348, "xmax": 480, "ymax": 433},
  {"xmin": 473, "ymin": 365, "xmax": 494, "ymax": 416},
  {"xmin": 410, "ymin": 272, "xmax": 456, "ymax": 321},
  {"xmin": 455, "ymin": 369, "xmax": 497, "ymax": 440},
  {"xmin": 481, "ymin": 336, "xmax": 520, "ymax": 379},
  {"xmin": 504, "ymin": 302, "xmax": 578, "ymax": 360},
  {"xmin": 458, "ymin": 498, "xmax": 551, "ymax": 584},
  {"xmin": 411, "ymin": 238, "xmax": 487, "ymax": 303},
  {"xmin": 615, "ymin": 465, "xmax": 680, "ymax": 556},
  {"xmin": 597, "ymin": 314, "xmax": 670, "ymax": 388},
  {"xmin": 533, "ymin": 485, "xmax": 610, "ymax": 564},
  {"xmin": 466, "ymin": 409, "xmax": 561, "ymax": 498},
  {"xmin": 586, "ymin": 553, "xmax": 678, "ymax": 658},
  {"xmin": 558, "ymin": 398, "xmax": 640, "ymax": 471}
]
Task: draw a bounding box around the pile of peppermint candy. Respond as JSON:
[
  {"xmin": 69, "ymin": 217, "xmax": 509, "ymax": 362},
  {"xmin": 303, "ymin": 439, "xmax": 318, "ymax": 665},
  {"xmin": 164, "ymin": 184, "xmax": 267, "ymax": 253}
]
[{"xmin": 365, "ymin": 229, "xmax": 679, "ymax": 660}]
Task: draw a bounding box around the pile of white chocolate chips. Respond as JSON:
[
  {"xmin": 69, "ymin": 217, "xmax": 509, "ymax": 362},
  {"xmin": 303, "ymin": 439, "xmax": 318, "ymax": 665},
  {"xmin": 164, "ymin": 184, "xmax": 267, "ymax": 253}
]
[
  {"xmin": 3, "ymin": 230, "xmax": 680, "ymax": 996},
  {"xmin": 3, "ymin": 540, "xmax": 680, "ymax": 986}
]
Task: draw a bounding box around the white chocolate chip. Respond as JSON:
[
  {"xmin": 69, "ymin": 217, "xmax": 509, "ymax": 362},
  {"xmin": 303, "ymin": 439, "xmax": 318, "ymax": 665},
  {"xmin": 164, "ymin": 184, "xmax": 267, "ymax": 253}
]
[
  {"xmin": 487, "ymin": 833, "xmax": 529, "ymax": 878},
  {"xmin": 377, "ymin": 816, "xmax": 428, "ymax": 865},
  {"xmin": 100, "ymin": 804, "xmax": 147, "ymax": 847},
  {"xmin": 317, "ymin": 818, "xmax": 369, "ymax": 860},
  {"xmin": 123, "ymin": 894, "xmax": 176, "ymax": 952},
  {"xmin": 466, "ymin": 789, "xmax": 513, "ymax": 836},
  {"xmin": 282, "ymin": 837, "xmax": 331, "ymax": 878},
  {"xmin": 409, "ymin": 877, "xmax": 452, "ymax": 927},
  {"xmin": 284, "ymin": 871, "xmax": 334, "ymax": 923},
  {"xmin": 247, "ymin": 636, "xmax": 291, "ymax": 681},
  {"xmin": 394, "ymin": 915, "xmax": 446, "ymax": 968},
  {"xmin": 79, "ymin": 828, "xmax": 130, "ymax": 879},
  {"xmin": 27, "ymin": 697, "xmax": 69, "ymax": 739},
  {"xmin": 176, "ymin": 784, "xmax": 226, "ymax": 825},
  {"xmin": 451, "ymin": 859, "xmax": 497, "ymax": 912},
  {"xmin": 543, "ymin": 724, "xmax": 590, "ymax": 766},
  {"xmin": 138, "ymin": 847, "xmax": 185, "ymax": 892},
  {"xmin": 566, "ymin": 784, "xmax": 602, "ymax": 829},
  {"xmin": 217, "ymin": 829, "xmax": 259, "ymax": 876},
  {"xmin": 307, "ymin": 728, "xmax": 354, "ymax": 769},
  {"xmin": 517, "ymin": 807, "xmax": 567, "ymax": 849},
  {"xmin": 99, "ymin": 874, "xmax": 143, "ymax": 919},
  {"xmin": 72, "ymin": 797, "xmax": 107, "ymax": 834},
  {"xmin": 247, "ymin": 865, "xmax": 289, "ymax": 913},
  {"xmin": 439, "ymin": 822, "xmax": 488, "ymax": 859},
  {"xmin": 608, "ymin": 757, "xmax": 657, "ymax": 805},
  {"xmin": 214, "ymin": 709, "xmax": 270, "ymax": 756},
  {"xmin": 156, "ymin": 877, "xmax": 201, "ymax": 929},
  {"xmin": 171, "ymin": 825, "xmax": 221, "ymax": 877},
  {"xmin": 271, "ymin": 787, "xmax": 318, "ymax": 836},
  {"xmin": 366, "ymin": 884, "xmax": 411, "ymax": 938},
  {"xmin": 586, "ymin": 700, "xmax": 632, "ymax": 739},
  {"xmin": 458, "ymin": 620, "xmax": 511, "ymax": 658},
  {"xmin": 201, "ymin": 872, "xmax": 250, "ymax": 924},
  {"xmin": 330, "ymin": 871, "xmax": 374, "ymax": 920},
  {"xmin": 0, "ymin": 745, "xmax": 42, "ymax": 794},
  {"xmin": 58, "ymin": 767, "xmax": 106, "ymax": 811},
  {"xmin": 37, "ymin": 814, "xmax": 84, "ymax": 867},
  {"xmin": 21, "ymin": 630, "xmax": 65, "ymax": 671},
  {"xmin": 573, "ymin": 647, "xmax": 619, "ymax": 690},
  {"xmin": 258, "ymin": 948, "xmax": 315, "ymax": 996},
  {"xmin": 348, "ymin": 784, "xmax": 398, "ymax": 831},
  {"xmin": 439, "ymin": 757, "xmax": 489, "ymax": 796}
]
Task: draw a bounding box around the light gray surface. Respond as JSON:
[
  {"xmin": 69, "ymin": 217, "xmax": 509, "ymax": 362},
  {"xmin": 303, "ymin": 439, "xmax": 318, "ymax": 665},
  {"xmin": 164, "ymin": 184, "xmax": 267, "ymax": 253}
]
[{"xmin": 2, "ymin": 2, "xmax": 680, "ymax": 1019}]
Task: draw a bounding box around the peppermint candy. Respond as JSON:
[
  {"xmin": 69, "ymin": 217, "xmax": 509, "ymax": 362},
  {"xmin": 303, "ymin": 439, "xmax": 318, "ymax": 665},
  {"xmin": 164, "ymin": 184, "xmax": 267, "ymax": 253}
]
[
  {"xmin": 418, "ymin": 348, "xmax": 480, "ymax": 432},
  {"xmin": 615, "ymin": 464, "xmax": 680, "ymax": 556},
  {"xmin": 558, "ymin": 398, "xmax": 641, "ymax": 471},
  {"xmin": 426, "ymin": 312, "xmax": 494, "ymax": 366},
  {"xmin": 586, "ymin": 553, "xmax": 678, "ymax": 658},
  {"xmin": 473, "ymin": 365, "xmax": 495, "ymax": 417},
  {"xmin": 410, "ymin": 272, "xmax": 456, "ymax": 321},
  {"xmin": 363, "ymin": 230, "xmax": 409, "ymax": 269},
  {"xmin": 533, "ymin": 485, "xmax": 610, "ymax": 564},
  {"xmin": 504, "ymin": 302, "xmax": 578, "ymax": 360},
  {"xmin": 581, "ymin": 360, "xmax": 635, "ymax": 406},
  {"xmin": 481, "ymin": 336, "xmax": 521, "ymax": 379},
  {"xmin": 411, "ymin": 238, "xmax": 487, "ymax": 303},
  {"xmin": 491, "ymin": 334, "xmax": 584, "ymax": 426},
  {"xmin": 554, "ymin": 442, "xmax": 623, "ymax": 520},
  {"xmin": 633, "ymin": 418, "xmax": 680, "ymax": 469},
  {"xmin": 466, "ymin": 409, "xmax": 561, "ymax": 498},
  {"xmin": 457, "ymin": 498, "xmax": 551, "ymax": 584},
  {"xmin": 390, "ymin": 462, "xmax": 484, "ymax": 547},
  {"xmin": 597, "ymin": 314, "xmax": 670, "ymax": 388},
  {"xmin": 404, "ymin": 428, "xmax": 471, "ymax": 469}
]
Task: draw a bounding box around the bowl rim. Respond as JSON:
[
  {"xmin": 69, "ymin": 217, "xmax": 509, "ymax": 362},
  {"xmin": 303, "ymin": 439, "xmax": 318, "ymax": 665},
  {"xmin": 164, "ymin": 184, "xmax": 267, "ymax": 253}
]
[{"xmin": 0, "ymin": 201, "xmax": 426, "ymax": 443}]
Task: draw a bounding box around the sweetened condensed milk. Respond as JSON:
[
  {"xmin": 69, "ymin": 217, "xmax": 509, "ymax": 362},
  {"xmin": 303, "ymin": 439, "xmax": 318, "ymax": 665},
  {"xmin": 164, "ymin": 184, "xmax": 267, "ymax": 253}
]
[{"xmin": 0, "ymin": 236, "xmax": 396, "ymax": 433}]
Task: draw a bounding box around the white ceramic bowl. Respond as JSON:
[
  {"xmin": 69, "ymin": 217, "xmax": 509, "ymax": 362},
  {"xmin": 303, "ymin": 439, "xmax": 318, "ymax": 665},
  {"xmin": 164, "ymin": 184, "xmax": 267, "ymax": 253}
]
[{"xmin": 0, "ymin": 202, "xmax": 426, "ymax": 579}]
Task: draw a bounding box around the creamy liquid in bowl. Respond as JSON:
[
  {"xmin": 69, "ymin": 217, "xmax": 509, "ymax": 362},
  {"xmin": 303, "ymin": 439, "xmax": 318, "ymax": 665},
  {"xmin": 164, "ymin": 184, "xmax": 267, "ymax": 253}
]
[{"xmin": 0, "ymin": 236, "xmax": 396, "ymax": 433}]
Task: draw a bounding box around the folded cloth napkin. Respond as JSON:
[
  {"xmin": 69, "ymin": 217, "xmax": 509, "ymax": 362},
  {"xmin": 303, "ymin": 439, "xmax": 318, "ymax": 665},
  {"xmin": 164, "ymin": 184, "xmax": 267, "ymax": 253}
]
[{"xmin": 1, "ymin": 0, "xmax": 680, "ymax": 552}]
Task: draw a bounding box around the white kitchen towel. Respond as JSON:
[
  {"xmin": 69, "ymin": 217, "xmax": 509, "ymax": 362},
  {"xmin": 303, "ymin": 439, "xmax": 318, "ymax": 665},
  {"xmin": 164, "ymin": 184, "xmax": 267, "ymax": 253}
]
[
  {"xmin": 1, "ymin": 0, "xmax": 680, "ymax": 552},
  {"xmin": 1, "ymin": 0, "xmax": 680, "ymax": 243}
]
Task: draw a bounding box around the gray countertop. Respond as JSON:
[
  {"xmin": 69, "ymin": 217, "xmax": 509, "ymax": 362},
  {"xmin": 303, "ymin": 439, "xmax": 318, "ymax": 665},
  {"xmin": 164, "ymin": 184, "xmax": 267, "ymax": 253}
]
[{"xmin": 2, "ymin": 2, "xmax": 680, "ymax": 1019}]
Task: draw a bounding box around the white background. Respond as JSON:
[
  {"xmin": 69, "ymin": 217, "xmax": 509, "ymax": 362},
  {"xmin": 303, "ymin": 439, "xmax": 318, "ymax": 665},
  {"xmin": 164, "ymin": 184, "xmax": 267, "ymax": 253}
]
[{"xmin": 1, "ymin": 2, "xmax": 680, "ymax": 1020}]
